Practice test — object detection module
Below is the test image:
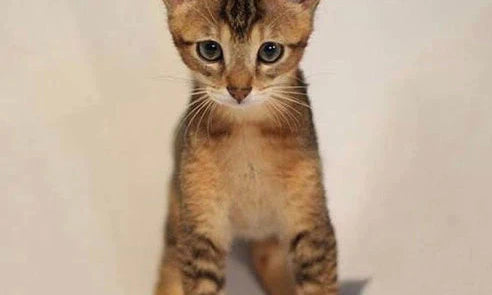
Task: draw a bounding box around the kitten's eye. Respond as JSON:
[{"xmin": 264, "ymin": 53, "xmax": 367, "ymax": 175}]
[
  {"xmin": 197, "ymin": 40, "xmax": 223, "ymax": 62},
  {"xmin": 258, "ymin": 42, "xmax": 284, "ymax": 64}
]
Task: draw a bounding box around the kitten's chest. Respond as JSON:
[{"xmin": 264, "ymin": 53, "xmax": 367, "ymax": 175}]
[
  {"xmin": 217, "ymin": 129, "xmax": 278, "ymax": 194},
  {"xmin": 215, "ymin": 130, "xmax": 285, "ymax": 238}
]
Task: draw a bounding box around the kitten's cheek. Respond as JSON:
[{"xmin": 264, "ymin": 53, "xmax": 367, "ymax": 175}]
[{"xmin": 193, "ymin": 72, "xmax": 218, "ymax": 86}]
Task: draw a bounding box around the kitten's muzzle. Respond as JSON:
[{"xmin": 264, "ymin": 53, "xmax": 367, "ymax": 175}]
[{"xmin": 227, "ymin": 86, "xmax": 252, "ymax": 104}]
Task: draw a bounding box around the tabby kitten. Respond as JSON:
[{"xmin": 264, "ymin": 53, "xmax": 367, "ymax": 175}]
[{"xmin": 157, "ymin": 0, "xmax": 338, "ymax": 294}]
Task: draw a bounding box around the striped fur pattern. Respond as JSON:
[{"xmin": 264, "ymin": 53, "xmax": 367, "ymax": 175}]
[
  {"xmin": 157, "ymin": 1, "xmax": 337, "ymax": 294},
  {"xmin": 222, "ymin": 0, "xmax": 259, "ymax": 39}
]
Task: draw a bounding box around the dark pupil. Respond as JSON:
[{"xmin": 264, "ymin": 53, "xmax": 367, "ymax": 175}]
[
  {"xmin": 263, "ymin": 44, "xmax": 278, "ymax": 58},
  {"xmin": 204, "ymin": 42, "xmax": 218, "ymax": 57}
]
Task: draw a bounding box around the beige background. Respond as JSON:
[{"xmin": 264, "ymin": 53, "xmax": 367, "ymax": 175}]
[{"xmin": 1, "ymin": 0, "xmax": 492, "ymax": 294}]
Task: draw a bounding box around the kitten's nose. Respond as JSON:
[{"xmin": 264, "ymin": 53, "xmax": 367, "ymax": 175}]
[{"xmin": 227, "ymin": 86, "xmax": 252, "ymax": 104}]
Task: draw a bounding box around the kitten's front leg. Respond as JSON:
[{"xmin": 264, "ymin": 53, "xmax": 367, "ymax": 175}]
[
  {"xmin": 177, "ymin": 143, "xmax": 232, "ymax": 295},
  {"xmin": 178, "ymin": 226, "xmax": 229, "ymax": 295},
  {"xmin": 177, "ymin": 158, "xmax": 231, "ymax": 295},
  {"xmin": 285, "ymin": 191, "xmax": 338, "ymax": 294},
  {"xmin": 289, "ymin": 220, "xmax": 338, "ymax": 295}
]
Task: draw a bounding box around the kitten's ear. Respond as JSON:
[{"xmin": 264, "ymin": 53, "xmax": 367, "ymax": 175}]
[
  {"xmin": 163, "ymin": 0, "xmax": 185, "ymax": 12},
  {"xmin": 287, "ymin": 0, "xmax": 320, "ymax": 10}
]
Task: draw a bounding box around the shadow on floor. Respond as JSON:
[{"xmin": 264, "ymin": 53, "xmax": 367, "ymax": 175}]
[{"xmin": 340, "ymin": 280, "xmax": 370, "ymax": 295}]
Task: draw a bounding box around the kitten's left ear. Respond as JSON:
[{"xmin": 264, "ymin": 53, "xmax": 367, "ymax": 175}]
[{"xmin": 288, "ymin": 0, "xmax": 320, "ymax": 10}]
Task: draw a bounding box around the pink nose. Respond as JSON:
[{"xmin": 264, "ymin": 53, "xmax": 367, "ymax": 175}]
[{"xmin": 227, "ymin": 86, "xmax": 252, "ymax": 104}]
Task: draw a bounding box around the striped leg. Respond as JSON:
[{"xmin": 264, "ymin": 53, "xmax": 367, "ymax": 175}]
[
  {"xmin": 175, "ymin": 151, "xmax": 232, "ymax": 295},
  {"xmin": 289, "ymin": 221, "xmax": 338, "ymax": 295},
  {"xmin": 178, "ymin": 231, "xmax": 228, "ymax": 295}
]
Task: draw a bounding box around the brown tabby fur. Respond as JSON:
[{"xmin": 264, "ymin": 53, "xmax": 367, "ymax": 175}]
[{"xmin": 156, "ymin": 1, "xmax": 338, "ymax": 294}]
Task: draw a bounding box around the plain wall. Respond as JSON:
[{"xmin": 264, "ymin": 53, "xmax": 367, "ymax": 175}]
[{"xmin": 1, "ymin": 0, "xmax": 491, "ymax": 294}]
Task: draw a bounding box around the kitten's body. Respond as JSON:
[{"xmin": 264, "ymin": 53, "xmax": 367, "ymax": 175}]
[{"xmin": 157, "ymin": 1, "xmax": 338, "ymax": 294}]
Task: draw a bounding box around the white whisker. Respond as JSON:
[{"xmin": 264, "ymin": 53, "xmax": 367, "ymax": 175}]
[
  {"xmin": 190, "ymin": 90, "xmax": 209, "ymax": 96},
  {"xmin": 272, "ymin": 90, "xmax": 308, "ymax": 97},
  {"xmin": 196, "ymin": 99, "xmax": 215, "ymax": 136},
  {"xmin": 177, "ymin": 95, "xmax": 208, "ymax": 135},
  {"xmin": 271, "ymin": 98, "xmax": 300, "ymax": 130},
  {"xmin": 268, "ymin": 98, "xmax": 294, "ymax": 132},
  {"xmin": 184, "ymin": 99, "xmax": 211, "ymax": 138},
  {"xmin": 272, "ymin": 93, "xmax": 312, "ymax": 109},
  {"xmin": 265, "ymin": 85, "xmax": 308, "ymax": 90},
  {"xmin": 272, "ymin": 97, "xmax": 302, "ymax": 116},
  {"xmin": 151, "ymin": 75, "xmax": 194, "ymax": 83},
  {"xmin": 187, "ymin": 95, "xmax": 209, "ymax": 108},
  {"xmin": 264, "ymin": 101, "xmax": 282, "ymax": 128}
]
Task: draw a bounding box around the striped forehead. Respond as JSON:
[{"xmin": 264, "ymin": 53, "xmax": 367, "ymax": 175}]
[{"xmin": 221, "ymin": 0, "xmax": 261, "ymax": 39}]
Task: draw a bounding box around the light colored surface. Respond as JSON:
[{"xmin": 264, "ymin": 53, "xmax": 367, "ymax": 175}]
[{"xmin": 1, "ymin": 0, "xmax": 491, "ymax": 294}]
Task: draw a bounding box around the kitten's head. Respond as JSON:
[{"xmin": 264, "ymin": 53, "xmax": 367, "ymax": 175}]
[{"xmin": 164, "ymin": 0, "xmax": 319, "ymax": 110}]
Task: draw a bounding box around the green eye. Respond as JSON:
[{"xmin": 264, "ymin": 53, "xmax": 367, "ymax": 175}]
[
  {"xmin": 258, "ymin": 42, "xmax": 284, "ymax": 64},
  {"xmin": 197, "ymin": 40, "xmax": 223, "ymax": 62}
]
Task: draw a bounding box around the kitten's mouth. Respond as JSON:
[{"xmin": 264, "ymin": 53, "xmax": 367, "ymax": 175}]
[{"xmin": 209, "ymin": 90, "xmax": 266, "ymax": 109}]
